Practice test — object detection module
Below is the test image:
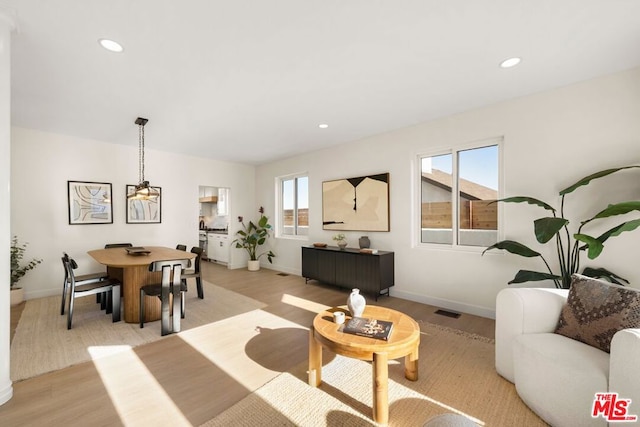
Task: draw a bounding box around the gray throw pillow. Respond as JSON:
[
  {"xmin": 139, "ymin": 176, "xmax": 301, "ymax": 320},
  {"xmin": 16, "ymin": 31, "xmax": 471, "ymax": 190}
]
[{"xmin": 554, "ymin": 274, "xmax": 640, "ymax": 353}]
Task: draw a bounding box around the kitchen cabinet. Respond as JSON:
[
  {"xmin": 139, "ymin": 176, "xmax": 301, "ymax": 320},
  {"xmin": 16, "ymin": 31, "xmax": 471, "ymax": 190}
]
[
  {"xmin": 199, "ymin": 186, "xmax": 218, "ymax": 203},
  {"xmin": 207, "ymin": 233, "xmax": 230, "ymax": 264},
  {"xmin": 302, "ymin": 246, "xmax": 394, "ymax": 299}
]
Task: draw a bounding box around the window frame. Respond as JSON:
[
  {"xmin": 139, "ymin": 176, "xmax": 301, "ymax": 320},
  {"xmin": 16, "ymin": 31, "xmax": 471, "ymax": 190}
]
[
  {"xmin": 275, "ymin": 172, "xmax": 309, "ymax": 240},
  {"xmin": 414, "ymin": 137, "xmax": 503, "ymax": 251}
]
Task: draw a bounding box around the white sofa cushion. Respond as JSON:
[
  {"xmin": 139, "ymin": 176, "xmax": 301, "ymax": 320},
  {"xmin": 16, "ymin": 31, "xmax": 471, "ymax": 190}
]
[
  {"xmin": 513, "ymin": 333, "xmax": 609, "ymax": 427},
  {"xmin": 495, "ymin": 287, "xmax": 568, "ymax": 382}
]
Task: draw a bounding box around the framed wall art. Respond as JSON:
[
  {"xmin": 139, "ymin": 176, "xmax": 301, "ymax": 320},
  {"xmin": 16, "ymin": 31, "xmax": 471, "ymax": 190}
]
[
  {"xmin": 322, "ymin": 173, "xmax": 390, "ymax": 232},
  {"xmin": 67, "ymin": 180, "xmax": 113, "ymax": 225},
  {"xmin": 126, "ymin": 185, "xmax": 162, "ymax": 224}
]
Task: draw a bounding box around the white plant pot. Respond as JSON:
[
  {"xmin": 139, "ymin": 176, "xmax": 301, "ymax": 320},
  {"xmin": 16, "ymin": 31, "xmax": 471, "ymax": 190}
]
[
  {"xmin": 247, "ymin": 260, "xmax": 261, "ymax": 271},
  {"xmin": 10, "ymin": 287, "xmax": 25, "ymax": 306}
]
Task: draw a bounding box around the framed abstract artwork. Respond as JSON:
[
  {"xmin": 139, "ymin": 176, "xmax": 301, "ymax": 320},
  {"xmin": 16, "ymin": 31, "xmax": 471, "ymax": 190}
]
[
  {"xmin": 126, "ymin": 185, "xmax": 162, "ymax": 224},
  {"xmin": 322, "ymin": 173, "xmax": 390, "ymax": 232},
  {"xmin": 67, "ymin": 181, "xmax": 113, "ymax": 225}
]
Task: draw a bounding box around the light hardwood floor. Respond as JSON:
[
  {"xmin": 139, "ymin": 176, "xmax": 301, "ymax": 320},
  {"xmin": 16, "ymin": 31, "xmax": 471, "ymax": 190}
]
[{"xmin": 2, "ymin": 262, "xmax": 495, "ymax": 426}]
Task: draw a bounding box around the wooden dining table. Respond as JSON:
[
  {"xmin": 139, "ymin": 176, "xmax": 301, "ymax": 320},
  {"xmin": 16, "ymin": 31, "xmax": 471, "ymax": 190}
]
[{"xmin": 88, "ymin": 246, "xmax": 196, "ymax": 323}]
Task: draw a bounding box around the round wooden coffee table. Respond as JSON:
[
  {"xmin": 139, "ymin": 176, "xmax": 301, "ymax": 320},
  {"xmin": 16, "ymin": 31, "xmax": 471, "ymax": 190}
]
[{"xmin": 308, "ymin": 305, "xmax": 420, "ymax": 424}]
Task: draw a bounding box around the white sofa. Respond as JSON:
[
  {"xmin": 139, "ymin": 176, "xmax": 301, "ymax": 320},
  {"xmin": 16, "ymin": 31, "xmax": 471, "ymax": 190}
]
[{"xmin": 495, "ymin": 287, "xmax": 640, "ymax": 427}]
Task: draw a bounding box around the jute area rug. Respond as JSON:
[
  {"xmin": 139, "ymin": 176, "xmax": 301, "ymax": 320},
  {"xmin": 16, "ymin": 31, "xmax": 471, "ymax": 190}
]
[
  {"xmin": 10, "ymin": 281, "xmax": 265, "ymax": 382},
  {"xmin": 201, "ymin": 323, "xmax": 547, "ymax": 427}
]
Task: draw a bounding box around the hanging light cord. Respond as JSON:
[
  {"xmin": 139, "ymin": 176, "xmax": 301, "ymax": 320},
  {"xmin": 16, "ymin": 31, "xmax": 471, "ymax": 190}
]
[{"xmin": 138, "ymin": 123, "xmax": 145, "ymax": 185}]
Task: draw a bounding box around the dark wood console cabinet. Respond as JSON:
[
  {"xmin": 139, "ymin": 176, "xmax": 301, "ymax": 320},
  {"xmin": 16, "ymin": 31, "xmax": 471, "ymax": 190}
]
[{"xmin": 302, "ymin": 246, "xmax": 394, "ymax": 299}]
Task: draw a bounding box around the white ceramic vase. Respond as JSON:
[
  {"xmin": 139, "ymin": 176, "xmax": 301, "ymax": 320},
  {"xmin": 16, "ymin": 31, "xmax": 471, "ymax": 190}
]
[{"xmin": 347, "ymin": 288, "xmax": 366, "ymax": 317}]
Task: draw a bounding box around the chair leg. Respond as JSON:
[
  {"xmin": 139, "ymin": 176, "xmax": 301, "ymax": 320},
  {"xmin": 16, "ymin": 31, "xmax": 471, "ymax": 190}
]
[
  {"xmin": 171, "ymin": 282, "xmax": 181, "ymax": 334},
  {"xmin": 161, "ymin": 283, "xmax": 171, "ymax": 336},
  {"xmin": 67, "ymin": 295, "xmax": 75, "ymax": 330},
  {"xmin": 105, "ymin": 290, "xmax": 113, "ymax": 314},
  {"xmin": 196, "ymin": 277, "xmax": 204, "ymax": 299},
  {"xmin": 139, "ymin": 288, "xmax": 145, "ymax": 328},
  {"xmin": 111, "ymin": 285, "xmax": 121, "ymax": 323},
  {"xmin": 100, "ymin": 292, "xmax": 107, "ymax": 310},
  {"xmin": 181, "ymin": 291, "xmax": 186, "ymax": 319},
  {"xmin": 61, "ymin": 282, "xmax": 68, "ymax": 315}
]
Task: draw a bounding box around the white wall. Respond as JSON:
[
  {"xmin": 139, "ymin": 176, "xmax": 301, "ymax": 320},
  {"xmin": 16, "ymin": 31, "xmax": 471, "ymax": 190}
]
[
  {"xmin": 257, "ymin": 67, "xmax": 640, "ymax": 318},
  {"xmin": 10, "ymin": 127, "xmax": 256, "ymax": 299}
]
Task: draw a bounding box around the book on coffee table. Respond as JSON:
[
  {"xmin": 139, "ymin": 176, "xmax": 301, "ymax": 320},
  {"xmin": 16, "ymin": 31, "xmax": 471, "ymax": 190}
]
[{"xmin": 343, "ymin": 317, "xmax": 393, "ymax": 341}]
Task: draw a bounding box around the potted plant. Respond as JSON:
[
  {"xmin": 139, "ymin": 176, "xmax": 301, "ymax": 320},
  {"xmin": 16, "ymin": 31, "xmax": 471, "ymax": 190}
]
[
  {"xmin": 333, "ymin": 233, "xmax": 347, "ymax": 249},
  {"xmin": 233, "ymin": 207, "xmax": 276, "ymax": 271},
  {"xmin": 10, "ymin": 236, "xmax": 42, "ymax": 305},
  {"xmin": 483, "ymin": 165, "xmax": 640, "ymax": 288}
]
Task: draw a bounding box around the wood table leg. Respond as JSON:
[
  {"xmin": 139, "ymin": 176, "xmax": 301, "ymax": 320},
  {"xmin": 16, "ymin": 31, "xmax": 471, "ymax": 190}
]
[
  {"xmin": 372, "ymin": 352, "xmax": 389, "ymax": 424},
  {"xmin": 308, "ymin": 326, "xmax": 322, "ymax": 387},
  {"xmin": 405, "ymin": 343, "xmax": 419, "ymax": 381},
  {"xmin": 121, "ymin": 265, "xmax": 163, "ymax": 323}
]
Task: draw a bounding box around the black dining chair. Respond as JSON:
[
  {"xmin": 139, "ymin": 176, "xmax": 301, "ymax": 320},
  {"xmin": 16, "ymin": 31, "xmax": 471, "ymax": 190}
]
[
  {"xmin": 181, "ymin": 247, "xmax": 204, "ymax": 300},
  {"xmin": 139, "ymin": 258, "xmax": 191, "ymax": 336},
  {"xmin": 176, "ymin": 244, "xmax": 187, "ymax": 251},
  {"xmin": 98, "ymin": 243, "xmax": 132, "ymax": 305},
  {"xmin": 105, "ymin": 243, "xmax": 133, "ymax": 249},
  {"xmin": 60, "ymin": 252, "xmax": 109, "ymax": 315},
  {"xmin": 63, "ymin": 256, "xmax": 121, "ymax": 329}
]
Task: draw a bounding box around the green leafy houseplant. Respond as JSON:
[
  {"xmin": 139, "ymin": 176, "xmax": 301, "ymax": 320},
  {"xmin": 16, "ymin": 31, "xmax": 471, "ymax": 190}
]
[
  {"xmin": 10, "ymin": 236, "xmax": 42, "ymax": 289},
  {"xmin": 233, "ymin": 207, "xmax": 276, "ymax": 263},
  {"xmin": 483, "ymin": 165, "xmax": 640, "ymax": 289}
]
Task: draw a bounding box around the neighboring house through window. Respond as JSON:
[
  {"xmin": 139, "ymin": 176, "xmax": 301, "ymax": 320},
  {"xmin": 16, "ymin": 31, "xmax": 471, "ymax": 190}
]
[
  {"xmin": 419, "ymin": 138, "xmax": 501, "ymax": 247},
  {"xmin": 277, "ymin": 173, "xmax": 309, "ymax": 237}
]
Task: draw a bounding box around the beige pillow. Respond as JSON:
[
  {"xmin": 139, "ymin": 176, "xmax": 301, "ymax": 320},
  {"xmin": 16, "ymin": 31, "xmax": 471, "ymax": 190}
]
[{"xmin": 555, "ymin": 274, "xmax": 640, "ymax": 353}]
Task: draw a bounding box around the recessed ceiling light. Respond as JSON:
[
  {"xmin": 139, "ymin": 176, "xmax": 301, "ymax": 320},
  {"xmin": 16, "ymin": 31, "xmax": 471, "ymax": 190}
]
[
  {"xmin": 99, "ymin": 38, "xmax": 124, "ymax": 53},
  {"xmin": 318, "ymin": 124, "xmax": 329, "ymax": 129},
  {"xmin": 500, "ymin": 57, "xmax": 521, "ymax": 68}
]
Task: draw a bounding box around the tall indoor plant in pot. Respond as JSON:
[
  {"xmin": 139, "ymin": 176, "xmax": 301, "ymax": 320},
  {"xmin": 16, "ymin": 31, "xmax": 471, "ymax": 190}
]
[
  {"xmin": 10, "ymin": 236, "xmax": 42, "ymax": 305},
  {"xmin": 233, "ymin": 207, "xmax": 276, "ymax": 271},
  {"xmin": 483, "ymin": 165, "xmax": 640, "ymax": 288}
]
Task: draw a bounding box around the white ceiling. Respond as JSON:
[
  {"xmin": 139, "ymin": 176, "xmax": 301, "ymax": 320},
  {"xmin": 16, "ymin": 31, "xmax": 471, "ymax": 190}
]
[{"xmin": 5, "ymin": 0, "xmax": 640, "ymax": 165}]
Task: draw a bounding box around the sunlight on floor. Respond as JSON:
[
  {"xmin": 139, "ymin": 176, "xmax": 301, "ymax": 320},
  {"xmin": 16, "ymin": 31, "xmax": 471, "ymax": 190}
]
[
  {"xmin": 88, "ymin": 346, "xmax": 191, "ymax": 426},
  {"xmin": 281, "ymin": 293, "xmax": 332, "ymax": 313},
  {"xmin": 178, "ymin": 309, "xmax": 307, "ymax": 390}
]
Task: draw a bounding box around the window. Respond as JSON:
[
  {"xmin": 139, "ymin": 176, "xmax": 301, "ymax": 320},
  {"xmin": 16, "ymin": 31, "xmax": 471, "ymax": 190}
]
[
  {"xmin": 278, "ymin": 174, "xmax": 308, "ymax": 237},
  {"xmin": 419, "ymin": 139, "xmax": 500, "ymax": 247}
]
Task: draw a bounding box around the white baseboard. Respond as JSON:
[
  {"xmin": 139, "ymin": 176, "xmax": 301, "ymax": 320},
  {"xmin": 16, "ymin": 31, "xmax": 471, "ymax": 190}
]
[
  {"xmin": 391, "ymin": 289, "xmax": 496, "ymax": 319},
  {"xmin": 0, "ymin": 382, "xmax": 13, "ymax": 406}
]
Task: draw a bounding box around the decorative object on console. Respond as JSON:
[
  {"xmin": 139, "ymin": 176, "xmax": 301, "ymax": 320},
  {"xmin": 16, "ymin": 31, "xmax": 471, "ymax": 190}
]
[
  {"xmin": 127, "ymin": 117, "xmax": 160, "ymax": 200},
  {"xmin": 322, "ymin": 173, "xmax": 390, "ymax": 232},
  {"xmin": 358, "ymin": 235, "xmax": 370, "ymax": 249},
  {"xmin": 126, "ymin": 185, "xmax": 161, "ymax": 224},
  {"xmin": 347, "ymin": 288, "xmax": 366, "ymax": 317},
  {"xmin": 333, "ymin": 233, "xmax": 347, "ymax": 249},
  {"xmin": 232, "ymin": 206, "xmax": 276, "ymax": 270},
  {"xmin": 67, "ymin": 180, "xmax": 113, "ymax": 225},
  {"xmin": 483, "ymin": 165, "xmax": 640, "ymax": 288},
  {"xmin": 312, "ymin": 243, "xmax": 327, "ymax": 248},
  {"xmin": 125, "ymin": 247, "xmax": 152, "ymax": 256},
  {"xmin": 555, "ymin": 274, "xmax": 640, "ymax": 353}
]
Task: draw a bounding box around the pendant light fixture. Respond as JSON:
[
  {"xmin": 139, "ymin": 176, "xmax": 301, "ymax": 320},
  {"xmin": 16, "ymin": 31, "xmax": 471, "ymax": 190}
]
[{"xmin": 127, "ymin": 117, "xmax": 160, "ymax": 200}]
